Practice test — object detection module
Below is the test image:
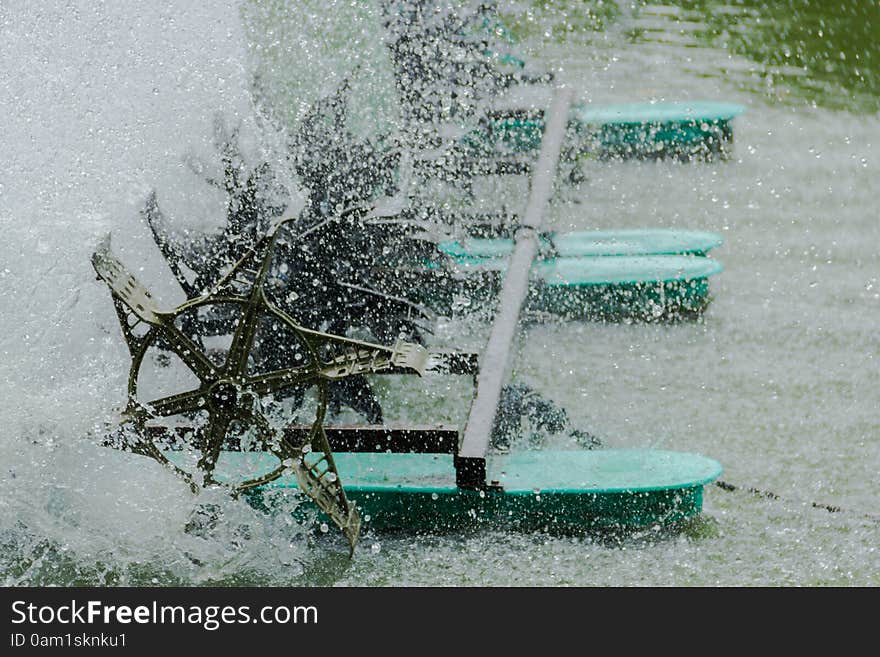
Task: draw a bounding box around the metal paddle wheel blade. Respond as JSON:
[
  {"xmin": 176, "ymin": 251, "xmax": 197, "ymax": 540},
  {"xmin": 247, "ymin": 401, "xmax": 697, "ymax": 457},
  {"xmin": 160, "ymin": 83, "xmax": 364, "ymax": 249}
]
[
  {"xmin": 91, "ymin": 218, "xmax": 427, "ymax": 553},
  {"xmin": 287, "ymin": 419, "xmax": 361, "ymax": 553}
]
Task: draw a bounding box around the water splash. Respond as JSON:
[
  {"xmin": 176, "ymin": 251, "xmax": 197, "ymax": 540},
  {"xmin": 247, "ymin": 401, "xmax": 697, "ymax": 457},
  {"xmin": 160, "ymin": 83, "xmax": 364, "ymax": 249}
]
[{"xmin": 0, "ymin": 0, "xmax": 320, "ymax": 585}]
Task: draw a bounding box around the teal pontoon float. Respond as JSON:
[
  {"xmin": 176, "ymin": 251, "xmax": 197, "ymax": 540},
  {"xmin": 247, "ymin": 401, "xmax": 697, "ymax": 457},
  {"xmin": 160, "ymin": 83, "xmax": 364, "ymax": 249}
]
[
  {"xmin": 457, "ymin": 9, "xmax": 745, "ymax": 160},
  {"xmin": 184, "ymin": 446, "xmax": 722, "ymax": 534},
  {"xmin": 575, "ymin": 100, "xmax": 747, "ymax": 160},
  {"xmin": 468, "ymin": 100, "xmax": 746, "ymax": 160},
  {"xmin": 438, "ymin": 228, "xmax": 723, "ymax": 260},
  {"xmin": 418, "ymin": 229, "xmax": 724, "ymax": 320},
  {"xmin": 415, "ymin": 253, "xmax": 723, "ymax": 320}
]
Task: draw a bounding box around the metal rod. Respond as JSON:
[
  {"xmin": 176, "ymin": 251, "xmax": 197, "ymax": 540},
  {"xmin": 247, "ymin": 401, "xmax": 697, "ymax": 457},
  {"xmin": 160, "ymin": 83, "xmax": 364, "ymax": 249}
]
[{"xmin": 456, "ymin": 86, "xmax": 574, "ymax": 488}]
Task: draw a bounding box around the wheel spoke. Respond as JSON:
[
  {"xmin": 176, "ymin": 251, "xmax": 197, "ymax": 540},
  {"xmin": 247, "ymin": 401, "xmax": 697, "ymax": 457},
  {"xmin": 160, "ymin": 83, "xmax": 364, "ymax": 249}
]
[
  {"xmin": 157, "ymin": 324, "xmax": 218, "ymax": 381},
  {"xmin": 244, "ymin": 368, "xmax": 317, "ymax": 396},
  {"xmin": 236, "ymin": 464, "xmax": 287, "ymax": 492},
  {"xmin": 197, "ymin": 411, "xmax": 234, "ymax": 485},
  {"xmin": 145, "ymin": 388, "xmax": 206, "ymax": 417},
  {"xmin": 226, "ymin": 292, "xmax": 264, "ymax": 376},
  {"xmin": 237, "ymin": 400, "xmax": 279, "ymax": 451}
]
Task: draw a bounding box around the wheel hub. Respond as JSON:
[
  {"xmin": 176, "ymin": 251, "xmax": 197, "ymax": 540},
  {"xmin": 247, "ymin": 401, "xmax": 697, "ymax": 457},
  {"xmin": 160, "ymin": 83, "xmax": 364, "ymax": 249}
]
[{"xmin": 207, "ymin": 380, "xmax": 239, "ymax": 413}]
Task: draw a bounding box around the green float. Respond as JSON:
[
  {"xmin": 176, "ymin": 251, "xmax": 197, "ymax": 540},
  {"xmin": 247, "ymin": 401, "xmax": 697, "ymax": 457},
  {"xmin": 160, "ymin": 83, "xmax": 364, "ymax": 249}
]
[
  {"xmin": 201, "ymin": 449, "xmax": 724, "ymax": 532},
  {"xmin": 438, "ymin": 228, "xmax": 723, "ymax": 260},
  {"xmin": 574, "ymin": 100, "xmax": 747, "ymax": 159},
  {"xmin": 417, "ymin": 253, "xmax": 723, "ymax": 321},
  {"xmin": 468, "ymin": 100, "xmax": 746, "ymax": 160}
]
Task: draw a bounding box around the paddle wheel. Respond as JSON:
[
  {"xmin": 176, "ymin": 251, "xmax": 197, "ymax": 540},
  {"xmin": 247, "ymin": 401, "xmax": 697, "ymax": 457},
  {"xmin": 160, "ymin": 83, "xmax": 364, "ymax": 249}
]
[
  {"xmin": 92, "ymin": 218, "xmax": 429, "ymax": 553},
  {"xmin": 89, "ymin": 84, "xmax": 724, "ymax": 558}
]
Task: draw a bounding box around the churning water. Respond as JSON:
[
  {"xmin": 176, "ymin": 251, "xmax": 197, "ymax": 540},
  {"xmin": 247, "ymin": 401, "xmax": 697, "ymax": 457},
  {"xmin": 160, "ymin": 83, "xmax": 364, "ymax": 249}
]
[{"xmin": 1, "ymin": 1, "xmax": 878, "ymax": 586}]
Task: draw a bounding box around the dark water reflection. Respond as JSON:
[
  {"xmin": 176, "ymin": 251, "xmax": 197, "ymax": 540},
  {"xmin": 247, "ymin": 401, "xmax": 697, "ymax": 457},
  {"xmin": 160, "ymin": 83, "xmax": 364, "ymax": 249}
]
[{"xmin": 510, "ymin": 0, "xmax": 879, "ymax": 113}]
